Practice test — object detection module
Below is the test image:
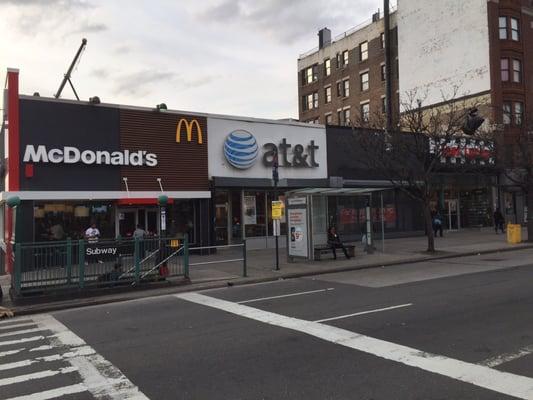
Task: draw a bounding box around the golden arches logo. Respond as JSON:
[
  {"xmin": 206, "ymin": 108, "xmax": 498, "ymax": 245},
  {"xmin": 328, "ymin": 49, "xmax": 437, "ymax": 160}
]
[{"xmin": 176, "ymin": 118, "xmax": 203, "ymax": 144}]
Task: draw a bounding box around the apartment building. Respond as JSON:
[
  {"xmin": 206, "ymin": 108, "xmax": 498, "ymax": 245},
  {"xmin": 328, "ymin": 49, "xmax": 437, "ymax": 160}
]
[{"xmin": 297, "ymin": 10, "xmax": 399, "ymax": 126}]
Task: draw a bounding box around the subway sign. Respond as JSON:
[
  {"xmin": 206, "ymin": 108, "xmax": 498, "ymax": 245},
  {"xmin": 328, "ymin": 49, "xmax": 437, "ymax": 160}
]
[{"xmin": 23, "ymin": 145, "xmax": 158, "ymax": 167}]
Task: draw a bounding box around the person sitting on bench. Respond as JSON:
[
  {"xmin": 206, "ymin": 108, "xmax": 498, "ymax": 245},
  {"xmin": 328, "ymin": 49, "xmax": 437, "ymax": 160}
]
[{"xmin": 327, "ymin": 226, "xmax": 351, "ymax": 260}]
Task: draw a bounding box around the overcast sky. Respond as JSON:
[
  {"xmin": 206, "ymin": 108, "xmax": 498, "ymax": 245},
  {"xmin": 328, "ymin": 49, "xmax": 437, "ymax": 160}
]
[{"xmin": 1, "ymin": 0, "xmax": 394, "ymax": 119}]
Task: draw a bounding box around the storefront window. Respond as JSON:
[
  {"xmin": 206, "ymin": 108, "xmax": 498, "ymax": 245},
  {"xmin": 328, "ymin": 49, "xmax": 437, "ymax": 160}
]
[
  {"xmin": 168, "ymin": 200, "xmax": 196, "ymax": 243},
  {"xmin": 244, "ymin": 191, "xmax": 266, "ymax": 237},
  {"xmin": 34, "ymin": 201, "xmax": 115, "ymax": 241}
]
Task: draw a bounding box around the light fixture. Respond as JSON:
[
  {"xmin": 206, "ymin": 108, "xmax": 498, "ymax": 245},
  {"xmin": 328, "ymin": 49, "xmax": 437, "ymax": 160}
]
[
  {"xmin": 156, "ymin": 103, "xmax": 167, "ymax": 111},
  {"xmin": 89, "ymin": 96, "xmax": 101, "ymax": 104}
]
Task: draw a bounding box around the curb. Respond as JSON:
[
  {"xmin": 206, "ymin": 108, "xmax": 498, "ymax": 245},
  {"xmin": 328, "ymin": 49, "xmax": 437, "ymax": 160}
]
[{"xmin": 7, "ymin": 243, "xmax": 533, "ymax": 316}]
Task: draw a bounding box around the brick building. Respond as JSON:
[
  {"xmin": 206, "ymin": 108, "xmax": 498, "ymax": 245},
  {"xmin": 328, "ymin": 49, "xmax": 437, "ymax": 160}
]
[{"xmin": 297, "ymin": 10, "xmax": 399, "ymax": 126}]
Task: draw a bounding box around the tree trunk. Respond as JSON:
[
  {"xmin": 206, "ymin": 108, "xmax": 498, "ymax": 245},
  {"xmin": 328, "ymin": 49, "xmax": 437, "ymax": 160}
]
[
  {"xmin": 527, "ymin": 186, "xmax": 533, "ymax": 242},
  {"xmin": 423, "ymin": 201, "xmax": 435, "ymax": 252}
]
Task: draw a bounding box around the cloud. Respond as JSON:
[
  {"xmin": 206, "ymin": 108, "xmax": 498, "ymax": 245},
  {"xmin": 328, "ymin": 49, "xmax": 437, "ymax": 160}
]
[
  {"xmin": 90, "ymin": 68, "xmax": 109, "ymax": 79},
  {"xmin": 69, "ymin": 21, "xmax": 108, "ymax": 34},
  {"xmin": 114, "ymin": 70, "xmax": 177, "ymax": 96},
  {"xmin": 0, "ymin": 0, "xmax": 91, "ymax": 7},
  {"xmin": 114, "ymin": 45, "xmax": 131, "ymax": 55},
  {"xmin": 199, "ymin": 0, "xmax": 379, "ymax": 44}
]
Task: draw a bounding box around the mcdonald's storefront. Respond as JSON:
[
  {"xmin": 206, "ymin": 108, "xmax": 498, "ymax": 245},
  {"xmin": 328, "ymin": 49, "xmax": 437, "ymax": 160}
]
[{"xmin": 1, "ymin": 72, "xmax": 211, "ymax": 253}]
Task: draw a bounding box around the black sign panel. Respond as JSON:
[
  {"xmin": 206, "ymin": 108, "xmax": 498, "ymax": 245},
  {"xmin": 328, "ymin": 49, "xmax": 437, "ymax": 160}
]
[{"xmin": 19, "ymin": 98, "xmax": 121, "ymax": 190}]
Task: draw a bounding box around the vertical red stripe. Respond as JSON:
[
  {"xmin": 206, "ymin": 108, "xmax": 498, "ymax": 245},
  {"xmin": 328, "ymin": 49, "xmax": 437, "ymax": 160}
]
[{"xmin": 7, "ymin": 69, "xmax": 20, "ymax": 191}]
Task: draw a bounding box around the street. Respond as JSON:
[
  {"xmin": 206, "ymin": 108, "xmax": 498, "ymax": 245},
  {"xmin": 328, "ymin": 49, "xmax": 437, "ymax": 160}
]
[{"xmin": 3, "ymin": 250, "xmax": 533, "ymax": 399}]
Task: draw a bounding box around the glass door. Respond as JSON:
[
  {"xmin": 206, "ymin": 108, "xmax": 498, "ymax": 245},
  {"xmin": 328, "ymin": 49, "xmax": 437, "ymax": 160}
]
[
  {"xmin": 118, "ymin": 210, "xmax": 137, "ymax": 238},
  {"xmin": 445, "ymin": 199, "xmax": 459, "ymax": 230}
]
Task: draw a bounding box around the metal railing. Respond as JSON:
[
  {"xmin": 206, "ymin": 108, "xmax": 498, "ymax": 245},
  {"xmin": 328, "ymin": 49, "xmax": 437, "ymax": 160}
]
[
  {"xmin": 11, "ymin": 236, "xmax": 187, "ymax": 296},
  {"xmin": 188, "ymin": 241, "xmax": 248, "ymax": 277}
]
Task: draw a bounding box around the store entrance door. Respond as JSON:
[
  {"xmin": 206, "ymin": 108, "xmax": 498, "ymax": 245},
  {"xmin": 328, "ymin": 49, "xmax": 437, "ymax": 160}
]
[
  {"xmin": 444, "ymin": 199, "xmax": 460, "ymax": 231},
  {"xmin": 117, "ymin": 208, "xmax": 159, "ymax": 238},
  {"xmin": 215, "ymin": 203, "xmax": 229, "ymax": 245}
]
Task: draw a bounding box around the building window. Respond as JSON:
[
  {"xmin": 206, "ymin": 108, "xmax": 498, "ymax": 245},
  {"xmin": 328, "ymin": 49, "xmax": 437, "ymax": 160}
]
[
  {"xmin": 381, "ymin": 64, "xmax": 386, "ymax": 82},
  {"xmin": 337, "ymin": 110, "xmax": 343, "ymax": 125},
  {"xmin": 325, "ymin": 114, "xmax": 332, "ymax": 125},
  {"xmin": 303, "ymin": 92, "xmax": 318, "ymax": 111},
  {"xmin": 511, "ymin": 17, "xmax": 520, "ymax": 41},
  {"xmin": 360, "ymin": 102, "xmax": 370, "ymax": 122},
  {"xmin": 503, "ymin": 103, "xmax": 512, "ymax": 125},
  {"xmin": 512, "ymin": 59, "xmax": 522, "ymax": 83},
  {"xmin": 501, "ymin": 58, "xmax": 509, "ymax": 82},
  {"xmin": 381, "ymin": 97, "xmax": 387, "ymax": 114},
  {"xmin": 380, "ymin": 32, "xmax": 385, "ymax": 49},
  {"xmin": 303, "ymin": 65, "xmax": 318, "ymax": 84},
  {"xmin": 336, "ymin": 81, "xmax": 343, "ymax": 97},
  {"xmin": 343, "ymin": 108, "xmax": 351, "ymax": 125},
  {"xmin": 499, "ymin": 16, "xmax": 508, "ymax": 39},
  {"xmin": 343, "ymin": 79, "xmax": 350, "ymax": 97},
  {"xmin": 325, "ymin": 59, "xmax": 331, "ymax": 77},
  {"xmin": 514, "ymin": 102, "xmax": 524, "ymax": 125},
  {"xmin": 325, "ymin": 86, "xmax": 332, "ymax": 103},
  {"xmin": 343, "ymin": 50, "xmax": 349, "ymax": 66},
  {"xmin": 360, "ymin": 72, "xmax": 369, "ymax": 91},
  {"xmin": 336, "ymin": 53, "xmax": 341, "ymax": 68},
  {"xmin": 360, "ymin": 41, "xmax": 368, "ymax": 61}
]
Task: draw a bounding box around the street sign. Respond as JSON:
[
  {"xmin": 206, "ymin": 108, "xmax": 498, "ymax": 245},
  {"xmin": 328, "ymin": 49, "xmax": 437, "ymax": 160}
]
[
  {"xmin": 272, "ymin": 200, "xmax": 283, "ymax": 220},
  {"xmin": 273, "ymin": 219, "xmax": 281, "ymax": 237}
]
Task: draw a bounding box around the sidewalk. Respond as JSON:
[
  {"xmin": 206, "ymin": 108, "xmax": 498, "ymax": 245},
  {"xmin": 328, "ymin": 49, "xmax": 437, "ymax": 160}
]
[{"xmin": 1, "ymin": 228, "xmax": 531, "ymax": 315}]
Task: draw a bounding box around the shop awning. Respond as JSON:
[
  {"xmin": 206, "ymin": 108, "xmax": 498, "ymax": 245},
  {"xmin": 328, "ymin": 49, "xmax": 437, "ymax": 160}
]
[
  {"xmin": 286, "ymin": 187, "xmax": 386, "ymax": 196},
  {"xmin": 0, "ymin": 191, "xmax": 211, "ymax": 201}
]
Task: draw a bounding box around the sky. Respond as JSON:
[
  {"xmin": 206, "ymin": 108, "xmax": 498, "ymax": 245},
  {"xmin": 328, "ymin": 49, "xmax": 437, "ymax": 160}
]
[{"xmin": 0, "ymin": 0, "xmax": 394, "ymax": 119}]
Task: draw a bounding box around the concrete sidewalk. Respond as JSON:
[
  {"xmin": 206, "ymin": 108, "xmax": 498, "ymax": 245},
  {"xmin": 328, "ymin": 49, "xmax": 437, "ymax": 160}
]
[{"xmin": 1, "ymin": 227, "xmax": 531, "ymax": 315}]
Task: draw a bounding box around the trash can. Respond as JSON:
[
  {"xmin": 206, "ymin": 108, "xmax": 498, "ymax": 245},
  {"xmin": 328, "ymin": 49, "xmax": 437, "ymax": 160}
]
[{"xmin": 507, "ymin": 224, "xmax": 522, "ymax": 244}]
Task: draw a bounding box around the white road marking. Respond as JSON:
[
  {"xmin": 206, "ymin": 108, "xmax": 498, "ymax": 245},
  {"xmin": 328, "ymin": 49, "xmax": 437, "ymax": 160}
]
[
  {"xmin": 0, "ymin": 336, "xmax": 45, "ymax": 347},
  {"xmin": 0, "ymin": 366, "xmax": 78, "ymax": 387},
  {"xmin": 237, "ymin": 288, "xmax": 335, "ymax": 304},
  {"xmin": 3, "ymin": 383, "xmax": 88, "ymax": 400},
  {"xmin": 0, "ymin": 327, "xmax": 46, "ymax": 339},
  {"xmin": 313, "ymin": 303, "xmax": 413, "ymax": 323},
  {"xmin": 0, "ymin": 322, "xmax": 37, "ymax": 331},
  {"xmin": 479, "ymin": 345, "xmax": 533, "ymax": 368},
  {"xmin": 0, "ymin": 346, "xmax": 95, "ymax": 371},
  {"xmin": 0, "ymin": 348, "xmax": 25, "ymax": 357},
  {"xmin": 0, "ymin": 319, "xmax": 32, "ymax": 326},
  {"xmin": 30, "ymin": 345, "xmax": 54, "ymax": 352},
  {"xmin": 176, "ymin": 292, "xmax": 533, "ymax": 400},
  {"xmin": 35, "ymin": 314, "xmax": 150, "ymax": 400}
]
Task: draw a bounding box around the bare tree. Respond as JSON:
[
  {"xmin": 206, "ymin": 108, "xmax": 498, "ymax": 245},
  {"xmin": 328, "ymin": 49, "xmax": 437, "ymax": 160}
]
[{"xmin": 350, "ymin": 88, "xmax": 494, "ymax": 252}]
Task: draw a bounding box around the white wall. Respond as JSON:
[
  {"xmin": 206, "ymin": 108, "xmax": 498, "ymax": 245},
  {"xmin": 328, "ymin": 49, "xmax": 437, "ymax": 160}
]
[
  {"xmin": 398, "ymin": 0, "xmax": 491, "ymax": 107},
  {"xmin": 208, "ymin": 117, "xmax": 327, "ymax": 180}
]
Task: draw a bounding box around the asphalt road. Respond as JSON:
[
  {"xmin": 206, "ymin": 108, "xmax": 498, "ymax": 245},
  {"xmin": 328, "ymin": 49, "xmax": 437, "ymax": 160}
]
[{"xmin": 3, "ymin": 251, "xmax": 533, "ymax": 399}]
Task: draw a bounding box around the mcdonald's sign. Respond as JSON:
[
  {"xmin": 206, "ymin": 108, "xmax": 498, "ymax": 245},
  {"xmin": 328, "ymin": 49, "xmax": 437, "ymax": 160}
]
[{"xmin": 176, "ymin": 118, "xmax": 203, "ymax": 144}]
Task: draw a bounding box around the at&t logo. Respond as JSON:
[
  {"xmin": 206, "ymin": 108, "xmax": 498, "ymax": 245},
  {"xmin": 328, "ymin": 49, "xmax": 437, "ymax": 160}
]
[{"xmin": 223, "ymin": 130, "xmax": 259, "ymax": 169}]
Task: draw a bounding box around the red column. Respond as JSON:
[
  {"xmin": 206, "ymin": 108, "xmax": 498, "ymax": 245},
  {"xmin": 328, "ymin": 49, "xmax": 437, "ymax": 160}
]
[{"xmin": 7, "ymin": 68, "xmax": 20, "ymax": 191}]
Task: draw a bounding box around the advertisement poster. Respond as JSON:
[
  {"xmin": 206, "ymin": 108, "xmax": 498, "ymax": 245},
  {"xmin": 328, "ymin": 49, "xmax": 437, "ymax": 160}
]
[
  {"xmin": 288, "ymin": 208, "xmax": 308, "ymax": 258},
  {"xmin": 340, "ymin": 208, "xmax": 357, "ymax": 225},
  {"xmin": 243, "ymin": 196, "xmax": 257, "ymax": 225}
]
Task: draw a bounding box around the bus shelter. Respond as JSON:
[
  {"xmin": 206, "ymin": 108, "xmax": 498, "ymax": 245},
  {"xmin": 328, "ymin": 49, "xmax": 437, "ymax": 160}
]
[{"xmin": 285, "ymin": 187, "xmax": 390, "ymax": 262}]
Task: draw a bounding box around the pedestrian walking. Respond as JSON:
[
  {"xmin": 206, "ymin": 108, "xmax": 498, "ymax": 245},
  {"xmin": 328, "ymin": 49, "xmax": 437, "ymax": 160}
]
[
  {"xmin": 493, "ymin": 208, "xmax": 505, "ymax": 234},
  {"xmin": 327, "ymin": 226, "xmax": 351, "ymax": 260},
  {"xmin": 432, "ymin": 209, "xmax": 443, "ymax": 238}
]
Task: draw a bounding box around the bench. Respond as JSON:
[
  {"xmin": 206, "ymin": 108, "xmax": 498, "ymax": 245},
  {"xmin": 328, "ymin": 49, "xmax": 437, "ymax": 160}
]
[{"xmin": 314, "ymin": 244, "xmax": 356, "ymax": 261}]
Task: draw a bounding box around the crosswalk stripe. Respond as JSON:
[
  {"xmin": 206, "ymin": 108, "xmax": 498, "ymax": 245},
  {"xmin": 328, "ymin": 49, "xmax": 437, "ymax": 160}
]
[
  {"xmin": 0, "ymin": 319, "xmax": 33, "ymax": 327},
  {"xmin": 0, "ymin": 348, "xmax": 25, "ymax": 357},
  {"xmin": 0, "ymin": 323, "xmax": 37, "ymax": 331},
  {"xmin": 0, "ymin": 366, "xmax": 78, "ymax": 387},
  {"xmin": 0, "ymin": 346, "xmax": 95, "ymax": 371},
  {"xmin": 3, "ymin": 383, "xmax": 88, "ymax": 400},
  {"xmin": 0, "ymin": 328, "xmax": 46, "ymax": 339},
  {"xmin": 0, "ymin": 336, "xmax": 45, "ymax": 347}
]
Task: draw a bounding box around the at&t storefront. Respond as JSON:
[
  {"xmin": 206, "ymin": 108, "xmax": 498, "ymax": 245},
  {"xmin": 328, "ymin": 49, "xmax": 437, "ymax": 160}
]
[{"xmin": 208, "ymin": 115, "xmax": 328, "ymax": 249}]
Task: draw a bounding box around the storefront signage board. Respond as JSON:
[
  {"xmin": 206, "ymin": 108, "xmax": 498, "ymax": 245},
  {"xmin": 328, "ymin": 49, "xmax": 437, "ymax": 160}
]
[{"xmin": 208, "ymin": 117, "xmax": 327, "ymax": 180}]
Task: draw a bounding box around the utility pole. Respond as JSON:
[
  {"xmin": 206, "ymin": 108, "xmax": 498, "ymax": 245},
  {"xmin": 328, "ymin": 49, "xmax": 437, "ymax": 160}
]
[
  {"xmin": 272, "ymin": 150, "xmax": 280, "ymax": 271},
  {"xmin": 384, "ymin": 0, "xmax": 394, "ymax": 133},
  {"xmin": 55, "ymin": 38, "xmax": 87, "ymax": 100}
]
